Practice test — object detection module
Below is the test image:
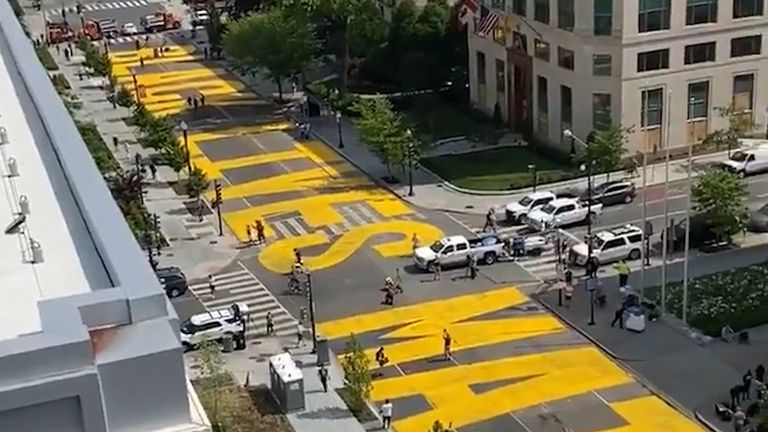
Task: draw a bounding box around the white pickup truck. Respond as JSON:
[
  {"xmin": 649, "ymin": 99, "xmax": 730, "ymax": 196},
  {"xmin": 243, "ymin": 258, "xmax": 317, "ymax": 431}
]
[
  {"xmin": 505, "ymin": 191, "xmax": 558, "ymax": 225},
  {"xmin": 414, "ymin": 234, "xmax": 505, "ymax": 270},
  {"xmin": 526, "ymin": 198, "xmax": 602, "ymax": 231}
]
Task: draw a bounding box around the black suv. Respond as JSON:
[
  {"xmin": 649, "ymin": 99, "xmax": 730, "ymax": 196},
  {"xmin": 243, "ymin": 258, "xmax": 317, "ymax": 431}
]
[
  {"xmin": 156, "ymin": 266, "xmax": 189, "ymax": 298},
  {"xmin": 581, "ymin": 180, "xmax": 636, "ymax": 206}
]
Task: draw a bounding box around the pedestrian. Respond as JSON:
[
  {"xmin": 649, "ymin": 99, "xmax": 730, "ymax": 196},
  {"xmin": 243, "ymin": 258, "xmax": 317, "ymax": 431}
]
[
  {"xmin": 411, "ymin": 233, "xmax": 420, "ymax": 251},
  {"xmin": 203, "ymin": 46, "xmax": 209, "ymax": 59},
  {"xmin": 246, "ymin": 225, "xmax": 254, "ymax": 245},
  {"xmin": 208, "ymin": 274, "xmax": 216, "ymax": 297},
  {"xmin": 294, "ymin": 248, "xmax": 302, "ymax": 265},
  {"xmin": 265, "ymin": 311, "xmax": 274, "ymax": 335},
  {"xmin": 469, "ymin": 254, "xmax": 478, "ymax": 279},
  {"xmin": 383, "ymin": 286, "xmax": 394, "ymax": 305},
  {"xmin": 187, "ymin": 96, "xmax": 193, "ymax": 107},
  {"xmin": 296, "ymin": 323, "xmax": 303, "ymax": 346},
  {"xmin": 730, "ymin": 384, "xmax": 742, "ymax": 408},
  {"xmin": 375, "ymin": 347, "xmax": 389, "ymax": 368},
  {"xmin": 483, "ymin": 208, "xmax": 496, "ymax": 232},
  {"xmin": 200, "ymin": 94, "xmax": 205, "ymax": 106},
  {"xmin": 614, "ymin": 259, "xmax": 631, "ymax": 288},
  {"xmin": 443, "ymin": 329, "xmax": 452, "ymax": 359},
  {"xmin": 733, "ymin": 406, "xmax": 746, "ymax": 432},
  {"xmin": 256, "ymin": 220, "xmax": 266, "ymax": 243},
  {"xmin": 465, "ymin": 255, "xmax": 473, "ymax": 278},
  {"xmin": 380, "ymin": 399, "xmax": 393, "ymax": 430},
  {"xmin": 610, "ymin": 306, "xmax": 625, "ymax": 328},
  {"xmin": 55, "ymin": 43, "xmax": 60, "ymax": 54},
  {"xmin": 564, "ymin": 267, "xmax": 573, "ymax": 288},
  {"xmin": 318, "ymin": 366, "xmax": 329, "ymax": 393},
  {"xmin": 432, "ymin": 257, "xmax": 441, "ymax": 281},
  {"xmin": 148, "ymin": 162, "xmax": 157, "ymax": 180},
  {"xmin": 134, "ymin": 39, "xmax": 140, "ymax": 51},
  {"xmin": 586, "ymin": 256, "xmax": 599, "ymax": 278},
  {"xmin": 757, "ymin": 364, "xmax": 765, "ymax": 384},
  {"xmin": 112, "ymin": 136, "xmax": 119, "ymax": 151},
  {"xmin": 743, "ymin": 369, "xmax": 754, "ymax": 399},
  {"xmin": 512, "ymin": 236, "xmax": 525, "ymax": 260},
  {"xmin": 64, "ymin": 48, "xmax": 70, "ymax": 61},
  {"xmin": 563, "ymin": 283, "xmax": 573, "ymax": 308},
  {"xmin": 193, "ymin": 98, "xmax": 199, "ymax": 111},
  {"xmin": 139, "ymin": 56, "xmax": 144, "ymax": 67}
]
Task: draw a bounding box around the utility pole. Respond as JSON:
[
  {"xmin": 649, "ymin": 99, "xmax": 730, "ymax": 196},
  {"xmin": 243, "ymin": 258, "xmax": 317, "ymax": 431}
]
[
  {"xmin": 306, "ymin": 271, "xmax": 317, "ymax": 353},
  {"xmin": 682, "ymin": 106, "xmax": 694, "ymax": 324},
  {"xmin": 660, "ymin": 90, "xmax": 672, "ymax": 314},
  {"xmin": 640, "ymin": 86, "xmax": 649, "ymax": 299},
  {"xmin": 213, "ymin": 180, "xmax": 223, "ymax": 236}
]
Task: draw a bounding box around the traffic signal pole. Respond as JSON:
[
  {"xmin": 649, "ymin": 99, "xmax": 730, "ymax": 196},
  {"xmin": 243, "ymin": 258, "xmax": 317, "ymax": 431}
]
[{"xmin": 213, "ymin": 180, "xmax": 223, "ymax": 236}]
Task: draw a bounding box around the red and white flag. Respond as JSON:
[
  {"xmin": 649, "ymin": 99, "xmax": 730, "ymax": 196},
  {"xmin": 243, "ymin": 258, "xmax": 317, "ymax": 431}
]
[
  {"xmin": 476, "ymin": 10, "xmax": 502, "ymax": 38},
  {"xmin": 457, "ymin": 0, "xmax": 479, "ymax": 27}
]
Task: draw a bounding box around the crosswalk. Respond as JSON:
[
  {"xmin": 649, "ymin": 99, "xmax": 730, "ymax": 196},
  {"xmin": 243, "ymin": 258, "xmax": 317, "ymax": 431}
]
[
  {"xmin": 188, "ymin": 267, "xmax": 298, "ymax": 339},
  {"xmin": 267, "ymin": 203, "xmax": 428, "ymax": 240},
  {"xmin": 101, "ymin": 31, "xmax": 182, "ymax": 45},
  {"xmin": 47, "ymin": 0, "xmax": 151, "ymax": 16}
]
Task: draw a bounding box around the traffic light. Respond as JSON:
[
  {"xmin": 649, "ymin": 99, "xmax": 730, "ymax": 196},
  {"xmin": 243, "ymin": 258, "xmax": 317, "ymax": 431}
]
[
  {"xmin": 213, "ymin": 180, "xmax": 222, "ymax": 207},
  {"xmin": 407, "ymin": 141, "xmax": 418, "ymax": 161},
  {"xmin": 76, "ymin": 2, "xmax": 82, "ymax": 14}
]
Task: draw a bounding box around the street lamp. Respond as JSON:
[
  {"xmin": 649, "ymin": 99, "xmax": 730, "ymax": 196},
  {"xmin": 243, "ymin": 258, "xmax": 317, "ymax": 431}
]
[
  {"xmin": 305, "ymin": 270, "xmax": 318, "ymax": 353},
  {"xmin": 405, "ymin": 129, "xmax": 415, "ymax": 197},
  {"xmin": 180, "ymin": 121, "xmax": 191, "ymax": 173},
  {"xmin": 528, "ymin": 164, "xmax": 537, "ymax": 192},
  {"xmin": 564, "ymin": 129, "xmax": 596, "ymax": 326},
  {"xmin": 131, "ymin": 74, "xmax": 141, "ymax": 103},
  {"xmin": 335, "ymin": 111, "xmax": 344, "ymax": 149}
]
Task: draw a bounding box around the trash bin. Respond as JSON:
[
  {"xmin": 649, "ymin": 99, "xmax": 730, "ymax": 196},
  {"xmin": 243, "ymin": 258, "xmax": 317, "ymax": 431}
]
[{"xmin": 221, "ymin": 334, "xmax": 234, "ymax": 353}]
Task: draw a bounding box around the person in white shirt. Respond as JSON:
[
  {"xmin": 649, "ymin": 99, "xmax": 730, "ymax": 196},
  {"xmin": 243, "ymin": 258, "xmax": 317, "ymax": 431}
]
[{"xmin": 380, "ymin": 399, "xmax": 393, "ymax": 430}]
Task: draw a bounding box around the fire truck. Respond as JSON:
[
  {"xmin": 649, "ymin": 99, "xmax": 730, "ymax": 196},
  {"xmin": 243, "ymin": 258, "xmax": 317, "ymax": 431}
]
[
  {"xmin": 82, "ymin": 18, "xmax": 119, "ymax": 40},
  {"xmin": 46, "ymin": 19, "xmax": 76, "ymax": 44},
  {"xmin": 140, "ymin": 12, "xmax": 182, "ymax": 33}
]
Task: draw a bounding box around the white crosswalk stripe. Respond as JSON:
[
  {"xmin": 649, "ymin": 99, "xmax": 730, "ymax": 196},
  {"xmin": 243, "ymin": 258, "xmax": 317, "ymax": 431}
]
[
  {"xmin": 48, "ymin": 0, "xmax": 150, "ymax": 15},
  {"xmin": 189, "ymin": 267, "xmax": 298, "ymax": 339},
  {"xmin": 96, "ymin": 31, "xmax": 182, "ymax": 45}
]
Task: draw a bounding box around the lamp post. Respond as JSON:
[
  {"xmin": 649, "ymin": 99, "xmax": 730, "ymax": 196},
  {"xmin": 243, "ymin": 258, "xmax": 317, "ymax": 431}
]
[
  {"xmin": 528, "ymin": 164, "xmax": 537, "ymax": 191},
  {"xmin": 305, "ymin": 270, "xmax": 318, "ymax": 353},
  {"xmin": 180, "ymin": 121, "xmax": 191, "ymax": 173},
  {"xmin": 564, "ymin": 129, "xmax": 596, "ymax": 326},
  {"xmin": 405, "ymin": 129, "xmax": 415, "ymax": 197},
  {"xmin": 335, "ymin": 111, "xmax": 344, "ymax": 149},
  {"xmin": 131, "ymin": 74, "xmax": 141, "ymax": 102}
]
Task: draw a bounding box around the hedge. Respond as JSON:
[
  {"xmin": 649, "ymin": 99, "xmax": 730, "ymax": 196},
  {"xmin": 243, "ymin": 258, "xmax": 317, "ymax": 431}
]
[{"xmin": 35, "ymin": 47, "xmax": 58, "ymax": 71}]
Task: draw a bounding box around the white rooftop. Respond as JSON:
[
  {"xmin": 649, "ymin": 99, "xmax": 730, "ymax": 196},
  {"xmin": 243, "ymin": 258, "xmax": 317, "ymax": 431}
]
[{"xmin": 0, "ymin": 45, "xmax": 109, "ymax": 341}]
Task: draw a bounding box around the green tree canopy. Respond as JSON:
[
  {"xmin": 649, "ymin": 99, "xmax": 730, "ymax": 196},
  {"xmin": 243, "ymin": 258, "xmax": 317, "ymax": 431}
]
[
  {"xmin": 692, "ymin": 169, "xmax": 748, "ymax": 241},
  {"xmin": 224, "ymin": 9, "xmax": 319, "ymax": 100},
  {"xmin": 341, "ymin": 334, "xmax": 372, "ymax": 415},
  {"xmin": 580, "ymin": 122, "xmax": 631, "ymax": 180},
  {"xmin": 159, "ymin": 138, "xmax": 188, "ymax": 179},
  {"xmin": 353, "ymin": 96, "xmax": 411, "ymax": 177}
]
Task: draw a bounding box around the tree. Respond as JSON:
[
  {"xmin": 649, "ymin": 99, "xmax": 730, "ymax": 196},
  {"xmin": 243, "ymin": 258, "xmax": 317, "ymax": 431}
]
[
  {"xmin": 703, "ymin": 103, "xmax": 757, "ymax": 152},
  {"xmin": 160, "ymin": 140, "xmax": 188, "ymax": 179},
  {"xmin": 194, "ymin": 340, "xmax": 233, "ymax": 430},
  {"xmin": 692, "ymin": 169, "xmax": 748, "ymax": 242},
  {"xmin": 579, "ymin": 122, "xmax": 631, "ymax": 181},
  {"xmin": 132, "ymin": 102, "xmax": 152, "ymax": 128},
  {"xmin": 224, "ymin": 9, "xmax": 319, "ymax": 101},
  {"xmin": 139, "ymin": 116, "xmax": 176, "ymax": 150},
  {"xmin": 185, "ymin": 166, "xmax": 210, "ymax": 219},
  {"xmin": 106, "ymin": 169, "xmax": 147, "ymax": 239},
  {"xmin": 341, "ymin": 333, "xmax": 372, "ymax": 415},
  {"xmin": 353, "ymin": 97, "xmax": 410, "ymax": 179},
  {"xmin": 115, "ymin": 85, "xmax": 134, "ymax": 108},
  {"xmin": 281, "ymin": 0, "xmax": 381, "ymax": 93}
]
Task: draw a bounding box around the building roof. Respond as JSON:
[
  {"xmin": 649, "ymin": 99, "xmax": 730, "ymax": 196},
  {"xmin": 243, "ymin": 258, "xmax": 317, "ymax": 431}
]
[{"xmin": 0, "ymin": 32, "xmax": 111, "ymax": 341}]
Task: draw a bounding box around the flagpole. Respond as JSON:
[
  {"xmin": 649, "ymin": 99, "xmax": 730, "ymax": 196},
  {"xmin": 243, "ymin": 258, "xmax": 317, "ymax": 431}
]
[
  {"xmin": 682, "ymin": 113, "xmax": 693, "ymax": 325},
  {"xmin": 660, "ymin": 89, "xmax": 672, "ymax": 314},
  {"xmin": 640, "ymin": 87, "xmax": 649, "ymax": 300}
]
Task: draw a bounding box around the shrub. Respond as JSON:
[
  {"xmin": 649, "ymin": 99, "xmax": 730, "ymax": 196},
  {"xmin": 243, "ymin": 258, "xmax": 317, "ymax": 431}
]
[
  {"xmin": 50, "ymin": 73, "xmax": 71, "ymax": 94},
  {"xmin": 35, "ymin": 47, "xmax": 58, "ymax": 70},
  {"xmin": 75, "ymin": 121, "xmax": 117, "ymax": 174}
]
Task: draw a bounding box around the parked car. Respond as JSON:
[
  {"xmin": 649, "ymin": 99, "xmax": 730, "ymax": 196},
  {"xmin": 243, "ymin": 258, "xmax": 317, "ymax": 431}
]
[
  {"xmin": 191, "ymin": 8, "xmax": 210, "ymax": 26},
  {"xmin": 569, "ymin": 224, "xmax": 644, "ymax": 266},
  {"xmin": 526, "ymin": 198, "xmax": 603, "ymax": 231},
  {"xmin": 748, "ymin": 203, "xmax": 768, "ymax": 232},
  {"xmin": 580, "ymin": 180, "xmax": 636, "ymax": 206},
  {"xmin": 121, "ymin": 22, "xmax": 139, "ymax": 35},
  {"xmin": 180, "ymin": 303, "xmax": 249, "ymax": 351},
  {"xmin": 719, "ymin": 146, "xmax": 768, "ymax": 177},
  {"xmin": 155, "ymin": 266, "xmax": 188, "ymax": 298},
  {"xmin": 414, "ymin": 234, "xmax": 506, "ymax": 270},
  {"xmin": 505, "ymin": 191, "xmax": 558, "ymax": 225}
]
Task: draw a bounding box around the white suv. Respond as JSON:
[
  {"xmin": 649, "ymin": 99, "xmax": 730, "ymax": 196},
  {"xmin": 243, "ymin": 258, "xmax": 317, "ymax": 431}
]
[
  {"xmin": 180, "ymin": 303, "xmax": 249, "ymax": 351},
  {"xmin": 569, "ymin": 224, "xmax": 644, "ymax": 266}
]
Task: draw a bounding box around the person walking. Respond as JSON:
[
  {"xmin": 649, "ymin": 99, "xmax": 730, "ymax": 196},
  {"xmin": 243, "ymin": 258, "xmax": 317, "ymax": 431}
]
[
  {"xmin": 614, "ymin": 259, "xmax": 631, "ymax": 288},
  {"xmin": 265, "ymin": 311, "xmax": 274, "ymax": 336},
  {"xmin": 432, "ymin": 257, "xmax": 441, "ymax": 281},
  {"xmin": 112, "ymin": 136, "xmax": 119, "ymax": 151},
  {"xmin": 256, "ymin": 220, "xmax": 266, "ymax": 243},
  {"xmin": 192, "ymin": 98, "xmax": 199, "ymax": 111},
  {"xmin": 610, "ymin": 306, "xmax": 625, "ymax": 328},
  {"xmin": 148, "ymin": 162, "xmax": 157, "ymax": 180},
  {"xmin": 134, "ymin": 39, "xmax": 140, "ymax": 51},
  {"xmin": 443, "ymin": 329, "xmax": 453, "ymax": 359},
  {"xmin": 64, "ymin": 47, "xmax": 71, "ymax": 61},
  {"xmin": 483, "ymin": 208, "xmax": 497, "ymax": 232},
  {"xmin": 207, "ymin": 274, "xmax": 216, "ymax": 297},
  {"xmin": 411, "ymin": 233, "xmax": 420, "ymax": 251},
  {"xmin": 318, "ymin": 366, "xmax": 329, "ymax": 393},
  {"xmin": 563, "ymin": 283, "xmax": 574, "ymax": 308},
  {"xmin": 756, "ymin": 364, "xmax": 765, "ymax": 384},
  {"xmin": 743, "ymin": 369, "xmax": 754, "ymax": 399},
  {"xmin": 296, "ymin": 323, "xmax": 303, "ymax": 346},
  {"xmin": 730, "ymin": 384, "xmax": 742, "ymax": 408},
  {"xmin": 733, "ymin": 406, "xmax": 746, "ymax": 432},
  {"xmin": 187, "ymin": 96, "xmax": 193, "ymax": 107},
  {"xmin": 246, "ymin": 225, "xmax": 254, "ymax": 246},
  {"xmin": 294, "ymin": 248, "xmax": 303, "ymax": 265},
  {"xmin": 586, "ymin": 256, "xmax": 599, "ymax": 278},
  {"xmin": 139, "ymin": 56, "xmax": 144, "ymax": 67},
  {"xmin": 200, "ymin": 94, "xmax": 205, "ymax": 106},
  {"xmin": 380, "ymin": 399, "xmax": 393, "ymax": 430}
]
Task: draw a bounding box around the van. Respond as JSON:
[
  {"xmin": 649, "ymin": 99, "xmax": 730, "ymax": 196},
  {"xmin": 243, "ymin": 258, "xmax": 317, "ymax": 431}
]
[{"xmin": 720, "ymin": 146, "xmax": 768, "ymax": 177}]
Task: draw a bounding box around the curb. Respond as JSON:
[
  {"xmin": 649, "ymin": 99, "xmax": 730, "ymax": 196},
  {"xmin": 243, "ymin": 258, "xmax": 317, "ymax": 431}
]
[
  {"xmin": 695, "ymin": 411, "xmax": 726, "ymax": 432},
  {"xmin": 535, "ymin": 295, "xmax": 712, "ymax": 430}
]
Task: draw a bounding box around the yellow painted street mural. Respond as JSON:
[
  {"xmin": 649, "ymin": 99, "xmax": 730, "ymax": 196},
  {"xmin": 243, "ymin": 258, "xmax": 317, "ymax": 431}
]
[
  {"xmin": 319, "ymin": 287, "xmax": 705, "ymax": 432},
  {"xmin": 110, "ymin": 45, "xmax": 443, "ymax": 273}
]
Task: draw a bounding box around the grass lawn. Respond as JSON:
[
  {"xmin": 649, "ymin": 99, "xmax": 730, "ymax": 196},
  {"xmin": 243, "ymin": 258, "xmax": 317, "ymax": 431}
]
[
  {"xmin": 420, "ymin": 147, "xmax": 576, "ymax": 191},
  {"xmin": 395, "ymin": 95, "xmax": 503, "ymax": 143}
]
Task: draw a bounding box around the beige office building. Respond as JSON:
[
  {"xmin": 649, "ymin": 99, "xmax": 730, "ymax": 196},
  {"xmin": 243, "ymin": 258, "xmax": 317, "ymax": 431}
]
[{"xmin": 468, "ymin": 0, "xmax": 768, "ymax": 154}]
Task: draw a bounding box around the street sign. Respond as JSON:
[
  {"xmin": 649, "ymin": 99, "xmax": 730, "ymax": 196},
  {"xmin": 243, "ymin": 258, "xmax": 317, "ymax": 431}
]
[{"xmin": 586, "ymin": 277, "xmax": 597, "ymax": 292}]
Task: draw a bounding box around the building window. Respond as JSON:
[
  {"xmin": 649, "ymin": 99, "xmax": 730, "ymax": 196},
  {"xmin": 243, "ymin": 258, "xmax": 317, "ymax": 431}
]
[
  {"xmin": 637, "ymin": 49, "xmax": 669, "ymax": 72},
  {"xmin": 592, "ymin": 54, "xmax": 612, "ymax": 76},
  {"xmin": 641, "ymin": 88, "xmax": 664, "ymax": 127},
  {"xmin": 534, "ymin": 0, "xmax": 550, "ymax": 23},
  {"xmin": 492, "ymin": 0, "xmax": 505, "ymax": 10},
  {"xmin": 687, "ymin": 81, "xmax": 710, "ymax": 120},
  {"xmin": 495, "ymin": 59, "xmax": 506, "ymax": 93},
  {"xmin": 686, "ymin": 0, "xmax": 718, "ymax": 25},
  {"xmin": 513, "ymin": 31, "xmax": 528, "ymax": 52},
  {"xmin": 733, "ymin": 0, "xmax": 764, "ymax": 18},
  {"xmin": 477, "ymin": 51, "xmax": 486, "ymax": 86},
  {"xmin": 534, "ymin": 39, "xmax": 551, "ymax": 61},
  {"xmin": 593, "ymin": 93, "xmax": 612, "ymax": 128},
  {"xmin": 731, "ymin": 35, "xmax": 762, "ymax": 57},
  {"xmin": 638, "ymin": 0, "xmax": 671, "ymax": 33},
  {"xmin": 561, "ymin": 85, "xmax": 573, "ymax": 125},
  {"xmin": 684, "ymin": 41, "xmax": 716, "ymax": 64},
  {"xmin": 537, "ymin": 75, "xmax": 549, "ymax": 132},
  {"xmin": 512, "ymin": 0, "xmax": 527, "ymax": 15},
  {"xmin": 733, "ymin": 73, "xmax": 755, "ymax": 111},
  {"xmin": 558, "ymin": 47, "xmax": 575, "ymax": 70},
  {"xmin": 558, "ymin": 0, "xmax": 575, "ymax": 31},
  {"xmin": 493, "ymin": 25, "xmax": 507, "ymax": 45},
  {"xmin": 594, "ymin": 0, "xmax": 613, "ymax": 35}
]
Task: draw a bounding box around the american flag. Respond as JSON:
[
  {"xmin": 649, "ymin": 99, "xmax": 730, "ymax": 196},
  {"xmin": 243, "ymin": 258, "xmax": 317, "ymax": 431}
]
[
  {"xmin": 457, "ymin": 0, "xmax": 479, "ymax": 27},
  {"xmin": 476, "ymin": 10, "xmax": 502, "ymax": 38}
]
